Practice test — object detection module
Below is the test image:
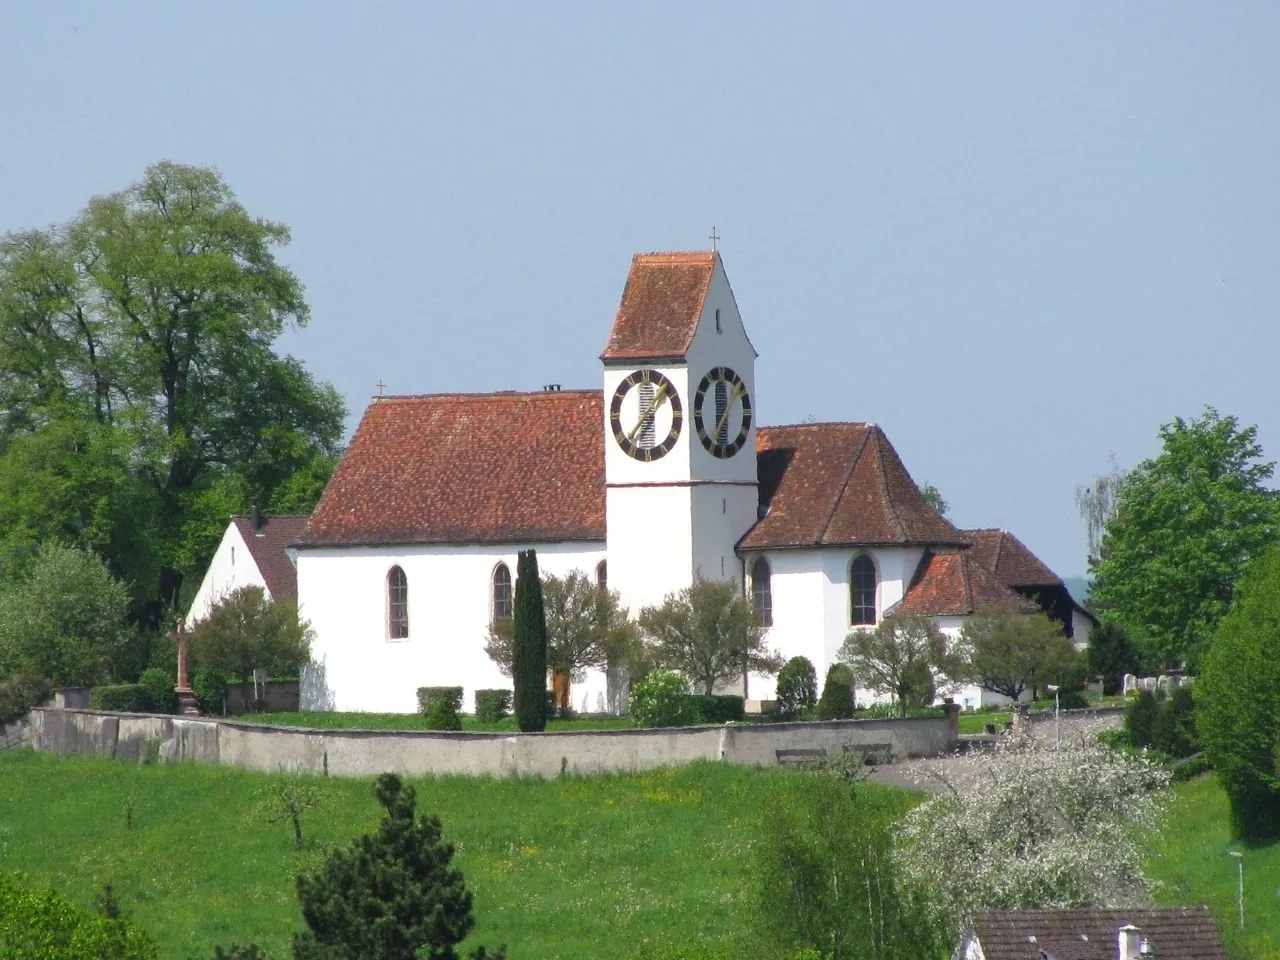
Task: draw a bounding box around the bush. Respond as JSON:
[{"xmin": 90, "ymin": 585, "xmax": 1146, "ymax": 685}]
[
  {"xmin": 0, "ymin": 871, "xmax": 157, "ymax": 960},
  {"xmin": 138, "ymin": 667, "xmax": 174, "ymax": 714},
  {"xmin": 816, "ymin": 664, "xmax": 855, "ymax": 721},
  {"xmin": 0, "ymin": 675, "xmax": 48, "ymax": 725},
  {"xmin": 90, "ymin": 684, "xmax": 151, "ymax": 712},
  {"xmin": 416, "ymin": 686, "xmax": 464, "ymax": 716},
  {"xmin": 775, "ymin": 657, "xmax": 817, "ymax": 718},
  {"xmin": 1151, "ymin": 685, "xmax": 1198, "ymax": 758},
  {"xmin": 1124, "ymin": 689, "xmax": 1159, "ymax": 748},
  {"xmin": 630, "ymin": 670, "xmax": 698, "ymax": 727},
  {"xmin": 474, "ymin": 689, "xmax": 511, "ymax": 723},
  {"xmin": 686, "ymin": 694, "xmax": 744, "ymax": 724},
  {"xmin": 512, "ymin": 549, "xmax": 548, "ymax": 733},
  {"xmin": 900, "ymin": 659, "xmax": 935, "ymax": 710},
  {"xmin": 188, "ymin": 586, "xmax": 312, "ymax": 686},
  {"xmin": 425, "ymin": 697, "xmax": 463, "ymax": 731},
  {"xmin": 192, "ymin": 670, "xmax": 228, "ymax": 715}
]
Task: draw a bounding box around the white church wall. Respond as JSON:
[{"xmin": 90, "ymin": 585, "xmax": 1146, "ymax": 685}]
[
  {"xmin": 606, "ymin": 485, "xmax": 693, "ymax": 617},
  {"xmin": 749, "ymin": 550, "xmax": 828, "ymax": 700},
  {"xmin": 297, "ymin": 541, "xmax": 607, "ymax": 715},
  {"xmin": 187, "ymin": 522, "xmax": 268, "ymax": 625},
  {"xmin": 1072, "ymin": 608, "xmax": 1093, "ymax": 652},
  {"xmin": 691, "ymin": 484, "xmax": 758, "ymax": 584}
]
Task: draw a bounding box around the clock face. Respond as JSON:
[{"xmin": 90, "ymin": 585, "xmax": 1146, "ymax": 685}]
[
  {"xmin": 694, "ymin": 366, "xmax": 753, "ymax": 459},
  {"xmin": 609, "ymin": 369, "xmax": 683, "ymax": 461}
]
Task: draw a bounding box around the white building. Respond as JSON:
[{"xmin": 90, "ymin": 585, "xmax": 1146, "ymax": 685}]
[
  {"xmin": 293, "ymin": 251, "xmax": 1086, "ymax": 714},
  {"xmin": 187, "ymin": 512, "xmax": 310, "ymax": 624}
]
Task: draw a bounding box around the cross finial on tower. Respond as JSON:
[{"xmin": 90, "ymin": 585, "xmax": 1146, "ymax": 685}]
[
  {"xmin": 708, "ymin": 226, "xmax": 720, "ymax": 251},
  {"xmin": 376, "ymin": 378, "xmax": 386, "ymax": 397}
]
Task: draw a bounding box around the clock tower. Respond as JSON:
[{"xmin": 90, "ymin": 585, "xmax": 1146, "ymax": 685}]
[{"xmin": 601, "ymin": 251, "xmax": 759, "ymax": 619}]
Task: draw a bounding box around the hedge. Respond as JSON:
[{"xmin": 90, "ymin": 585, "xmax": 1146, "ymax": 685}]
[
  {"xmin": 475, "ymin": 689, "xmax": 511, "ymax": 723},
  {"xmin": 89, "ymin": 684, "xmax": 151, "ymax": 712},
  {"xmin": 686, "ymin": 694, "xmax": 744, "ymax": 724},
  {"xmin": 417, "ymin": 686, "xmax": 464, "ymax": 715}
]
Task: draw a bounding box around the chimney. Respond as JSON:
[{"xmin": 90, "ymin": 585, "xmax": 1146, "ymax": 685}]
[
  {"xmin": 1118, "ymin": 925, "xmax": 1142, "ymax": 960},
  {"xmin": 542, "ymin": 384, "xmax": 561, "ymax": 392},
  {"xmin": 251, "ymin": 503, "xmax": 264, "ymax": 536}
]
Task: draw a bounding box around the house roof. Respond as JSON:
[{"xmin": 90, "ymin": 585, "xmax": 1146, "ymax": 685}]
[
  {"xmin": 888, "ymin": 551, "xmax": 1040, "ymax": 618},
  {"xmin": 296, "ymin": 391, "xmax": 607, "ymax": 548},
  {"xmin": 965, "ymin": 528, "xmax": 1063, "ymax": 588},
  {"xmin": 739, "ymin": 423, "xmax": 970, "ymax": 551},
  {"xmin": 230, "ymin": 515, "xmax": 310, "ymax": 606},
  {"xmin": 600, "ymin": 251, "xmax": 718, "ymax": 363},
  {"xmin": 966, "ymin": 907, "xmax": 1227, "ymax": 960}
]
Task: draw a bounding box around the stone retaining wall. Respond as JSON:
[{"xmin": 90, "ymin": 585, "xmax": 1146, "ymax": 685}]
[
  {"xmin": 29, "ymin": 707, "xmax": 951, "ymax": 778},
  {"xmin": 0, "ymin": 715, "xmax": 31, "ymax": 752}
]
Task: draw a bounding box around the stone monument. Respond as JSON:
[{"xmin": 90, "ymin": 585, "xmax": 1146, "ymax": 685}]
[{"xmin": 169, "ymin": 618, "xmax": 201, "ymax": 716}]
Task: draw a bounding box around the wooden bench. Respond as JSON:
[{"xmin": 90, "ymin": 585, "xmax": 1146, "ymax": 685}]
[{"xmin": 775, "ymin": 748, "xmax": 827, "ymax": 767}]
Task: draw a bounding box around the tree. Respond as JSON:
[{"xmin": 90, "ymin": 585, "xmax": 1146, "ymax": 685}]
[
  {"xmin": 775, "ymin": 656, "xmax": 818, "ymax": 717},
  {"xmin": 1075, "ymin": 452, "xmax": 1126, "ymax": 565},
  {"xmin": 0, "ymin": 163, "xmax": 345, "ymax": 627},
  {"xmin": 188, "ymin": 585, "xmax": 312, "ymax": 685},
  {"xmin": 955, "ymin": 607, "xmax": 1079, "ymax": 702},
  {"xmin": 1085, "ymin": 620, "xmax": 1140, "ymax": 694},
  {"xmin": 1196, "ymin": 544, "xmax": 1280, "ymax": 843},
  {"xmin": 638, "ymin": 578, "xmax": 782, "ymax": 696},
  {"xmin": 1089, "ymin": 408, "xmax": 1279, "ymax": 669},
  {"xmin": 511, "ymin": 549, "xmax": 548, "ymax": 733},
  {"xmin": 292, "ymin": 773, "xmax": 505, "ymax": 960},
  {"xmin": 816, "ymin": 664, "xmax": 856, "ymax": 720},
  {"xmin": 486, "ymin": 568, "xmax": 636, "ymax": 683},
  {"xmin": 0, "ymin": 541, "xmax": 135, "ymax": 692},
  {"xmin": 918, "ymin": 482, "xmax": 949, "ymax": 518},
  {"xmin": 897, "ymin": 733, "xmax": 1169, "ymax": 927},
  {"xmin": 0, "ymin": 872, "xmax": 157, "ymax": 960},
  {"xmin": 838, "ymin": 616, "xmax": 958, "ymax": 717},
  {"xmin": 254, "ymin": 771, "xmax": 328, "ymax": 852}
]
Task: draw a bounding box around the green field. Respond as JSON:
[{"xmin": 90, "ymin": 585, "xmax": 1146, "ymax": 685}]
[{"xmin": 1, "ymin": 751, "xmax": 1273, "ymax": 960}]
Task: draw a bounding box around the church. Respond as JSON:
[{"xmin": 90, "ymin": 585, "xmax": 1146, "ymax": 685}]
[{"xmin": 266, "ymin": 251, "xmax": 1092, "ymax": 714}]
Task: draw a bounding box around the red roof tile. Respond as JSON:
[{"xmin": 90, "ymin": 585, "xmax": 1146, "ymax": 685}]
[
  {"xmin": 967, "ymin": 907, "xmax": 1227, "ymax": 960},
  {"xmin": 890, "ymin": 551, "xmax": 1039, "ymax": 617},
  {"xmin": 230, "ymin": 515, "xmax": 310, "ymax": 606},
  {"xmin": 739, "ymin": 424, "xmax": 970, "ymax": 550},
  {"xmin": 297, "ymin": 391, "xmax": 606, "ymax": 547},
  {"xmin": 600, "ymin": 251, "xmax": 717, "ymax": 362},
  {"xmin": 965, "ymin": 528, "xmax": 1062, "ymax": 587}
]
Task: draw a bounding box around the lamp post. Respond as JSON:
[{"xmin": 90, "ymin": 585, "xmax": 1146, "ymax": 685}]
[
  {"xmin": 1047, "ymin": 684, "xmax": 1060, "ymax": 750},
  {"xmin": 1229, "ymin": 851, "xmax": 1244, "ymax": 930}
]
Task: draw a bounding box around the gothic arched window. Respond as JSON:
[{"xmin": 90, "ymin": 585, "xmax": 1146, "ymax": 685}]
[
  {"xmin": 596, "ymin": 560, "xmax": 608, "ymax": 592},
  {"xmin": 492, "ymin": 562, "xmax": 513, "ymax": 622},
  {"xmin": 850, "ymin": 555, "xmax": 877, "ymax": 626},
  {"xmin": 387, "ymin": 566, "xmax": 409, "ymax": 639},
  {"xmin": 751, "ymin": 557, "xmax": 773, "ymax": 627}
]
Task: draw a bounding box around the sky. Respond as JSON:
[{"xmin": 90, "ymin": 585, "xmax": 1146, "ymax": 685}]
[{"xmin": 2, "ymin": 2, "xmax": 1278, "ymax": 579}]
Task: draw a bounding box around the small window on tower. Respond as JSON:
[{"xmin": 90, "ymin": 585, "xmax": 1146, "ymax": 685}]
[
  {"xmin": 715, "ymin": 308, "xmax": 722, "ymax": 333},
  {"xmin": 638, "ymin": 381, "xmax": 657, "ymax": 448}
]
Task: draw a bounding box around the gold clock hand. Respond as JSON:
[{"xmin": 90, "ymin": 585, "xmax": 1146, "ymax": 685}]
[
  {"xmin": 713, "ymin": 382, "xmax": 745, "ymax": 440},
  {"xmin": 627, "ymin": 383, "xmax": 668, "ymax": 442}
]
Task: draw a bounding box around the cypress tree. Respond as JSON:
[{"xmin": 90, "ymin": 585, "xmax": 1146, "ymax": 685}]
[{"xmin": 512, "ymin": 549, "xmax": 548, "ymax": 732}]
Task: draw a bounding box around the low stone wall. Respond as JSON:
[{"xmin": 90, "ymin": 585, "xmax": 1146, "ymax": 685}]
[
  {"xmin": 29, "ymin": 707, "xmax": 953, "ymax": 779},
  {"xmin": 225, "ymin": 681, "xmax": 300, "ymax": 715},
  {"xmin": 0, "ymin": 715, "xmax": 31, "ymax": 752}
]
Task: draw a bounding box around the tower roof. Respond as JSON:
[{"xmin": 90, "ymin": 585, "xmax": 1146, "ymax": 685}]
[{"xmin": 601, "ymin": 251, "xmax": 718, "ymax": 363}]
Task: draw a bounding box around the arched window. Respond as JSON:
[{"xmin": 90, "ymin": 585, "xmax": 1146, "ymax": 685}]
[
  {"xmin": 596, "ymin": 560, "xmax": 608, "ymax": 592},
  {"xmin": 850, "ymin": 555, "xmax": 877, "ymax": 626},
  {"xmin": 751, "ymin": 557, "xmax": 773, "ymax": 627},
  {"xmin": 492, "ymin": 563, "xmax": 513, "ymax": 621},
  {"xmin": 387, "ymin": 566, "xmax": 409, "ymax": 639}
]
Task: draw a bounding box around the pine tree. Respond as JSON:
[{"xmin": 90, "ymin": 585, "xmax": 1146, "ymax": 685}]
[
  {"xmin": 512, "ymin": 549, "xmax": 548, "ymax": 732},
  {"xmin": 291, "ymin": 773, "xmax": 505, "ymax": 960}
]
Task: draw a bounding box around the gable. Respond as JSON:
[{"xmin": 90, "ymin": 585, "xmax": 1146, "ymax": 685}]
[
  {"xmin": 965, "ymin": 528, "xmax": 1062, "ymax": 587},
  {"xmin": 890, "ymin": 551, "xmax": 1040, "ymax": 617},
  {"xmin": 601, "ymin": 251, "xmax": 718, "ymax": 363},
  {"xmin": 231, "ymin": 515, "xmax": 310, "ymax": 606}
]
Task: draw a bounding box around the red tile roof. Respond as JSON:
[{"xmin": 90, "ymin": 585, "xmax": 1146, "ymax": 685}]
[
  {"xmin": 600, "ymin": 251, "xmax": 717, "ymax": 362},
  {"xmin": 739, "ymin": 423, "xmax": 970, "ymax": 550},
  {"xmin": 230, "ymin": 515, "xmax": 310, "ymax": 606},
  {"xmin": 966, "ymin": 907, "xmax": 1227, "ymax": 960},
  {"xmin": 296, "ymin": 391, "xmax": 606, "ymax": 547},
  {"xmin": 965, "ymin": 528, "xmax": 1063, "ymax": 587},
  {"xmin": 890, "ymin": 551, "xmax": 1040, "ymax": 617}
]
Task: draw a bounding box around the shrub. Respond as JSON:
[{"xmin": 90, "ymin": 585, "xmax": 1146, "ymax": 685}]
[
  {"xmin": 189, "ymin": 586, "xmax": 312, "ymax": 685},
  {"xmin": 425, "ymin": 697, "xmax": 463, "ymax": 731},
  {"xmin": 900, "ymin": 659, "xmax": 936, "ymax": 710},
  {"xmin": 775, "ymin": 656, "xmax": 817, "ymax": 718},
  {"xmin": 685, "ymin": 694, "xmax": 744, "ymax": 724},
  {"xmin": 1150, "ymin": 686, "xmax": 1198, "ymax": 758},
  {"xmin": 816, "ymin": 664, "xmax": 855, "ymax": 721},
  {"xmin": 0, "ymin": 871, "xmax": 157, "ymax": 960},
  {"xmin": 192, "ymin": 670, "xmax": 228, "ymax": 715},
  {"xmin": 138, "ymin": 667, "xmax": 175, "ymax": 714},
  {"xmin": 90, "ymin": 684, "xmax": 151, "ymax": 712},
  {"xmin": 207, "ymin": 946, "xmax": 269, "ymax": 960},
  {"xmin": 512, "ymin": 549, "xmax": 548, "ymax": 733},
  {"xmin": 474, "ymin": 689, "xmax": 511, "ymax": 723},
  {"xmin": 1086, "ymin": 620, "xmax": 1140, "ymax": 694},
  {"xmin": 1124, "ymin": 689, "xmax": 1159, "ymax": 748},
  {"xmin": 416, "ymin": 686, "xmax": 464, "ymax": 716},
  {"xmin": 0, "ymin": 674, "xmax": 48, "ymax": 725},
  {"xmin": 630, "ymin": 670, "xmax": 697, "ymax": 727}
]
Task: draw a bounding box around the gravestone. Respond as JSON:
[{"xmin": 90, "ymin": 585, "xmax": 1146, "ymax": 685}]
[{"xmin": 1123, "ymin": 673, "xmax": 1138, "ymax": 695}]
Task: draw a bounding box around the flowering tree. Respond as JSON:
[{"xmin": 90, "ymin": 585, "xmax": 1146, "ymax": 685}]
[{"xmin": 896, "ymin": 733, "xmax": 1169, "ymax": 924}]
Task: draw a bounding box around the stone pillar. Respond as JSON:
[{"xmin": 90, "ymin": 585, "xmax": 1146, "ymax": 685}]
[{"xmin": 943, "ymin": 699, "xmax": 961, "ymax": 749}]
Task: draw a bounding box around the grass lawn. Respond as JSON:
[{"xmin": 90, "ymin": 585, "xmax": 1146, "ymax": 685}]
[
  {"xmin": 241, "ymin": 711, "xmax": 638, "ymax": 732},
  {"xmin": 957, "ymin": 712, "xmax": 1011, "ymax": 735},
  {"xmin": 1147, "ymin": 774, "xmax": 1280, "ymax": 958},
  {"xmin": 0, "ymin": 750, "xmax": 910, "ymax": 960}
]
